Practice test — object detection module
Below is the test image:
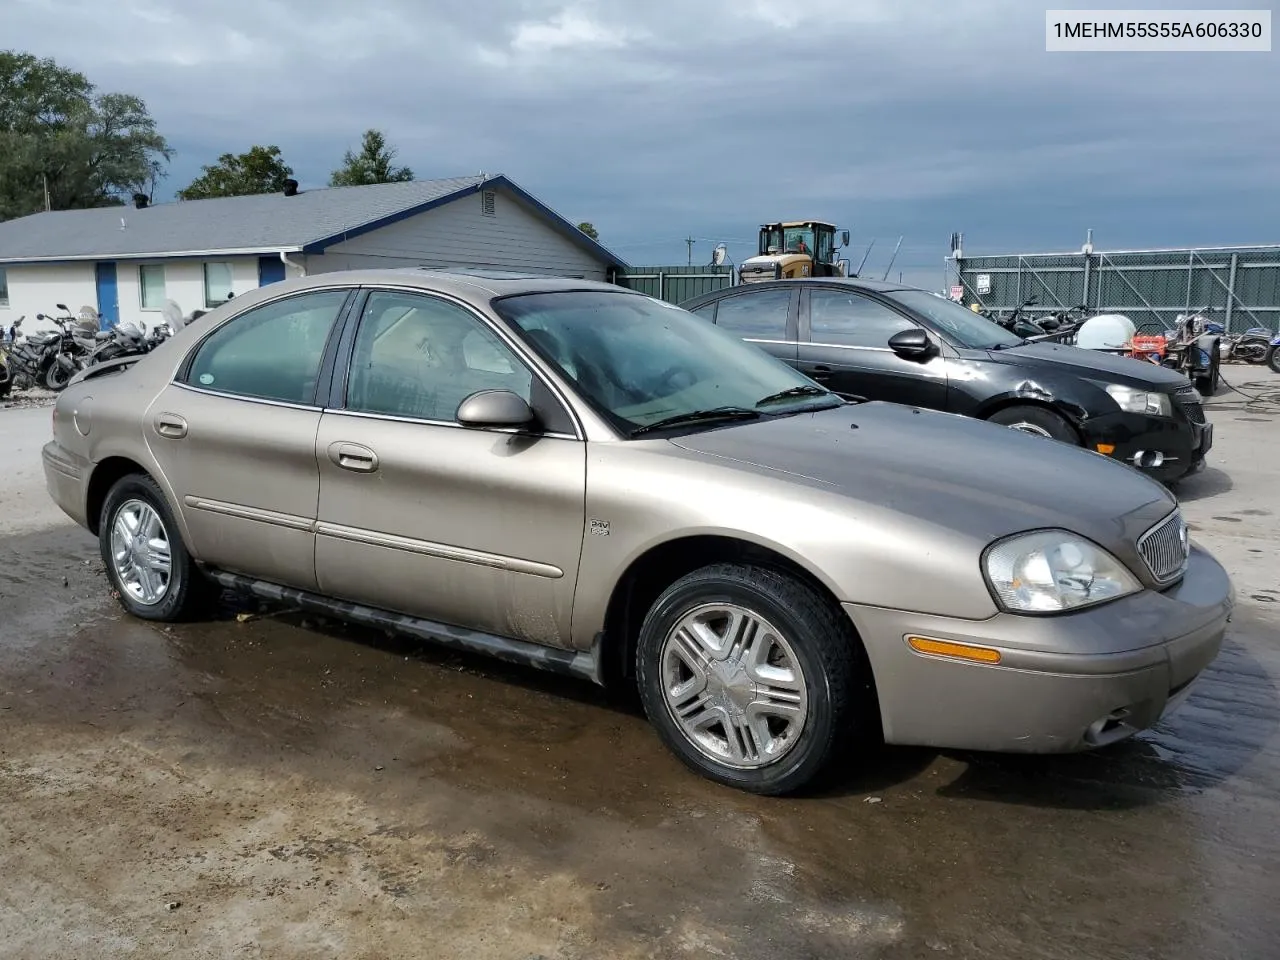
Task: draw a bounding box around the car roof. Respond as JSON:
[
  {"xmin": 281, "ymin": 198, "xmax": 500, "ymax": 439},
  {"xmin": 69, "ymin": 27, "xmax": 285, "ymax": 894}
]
[{"xmin": 679, "ymin": 277, "xmax": 915, "ymax": 307}]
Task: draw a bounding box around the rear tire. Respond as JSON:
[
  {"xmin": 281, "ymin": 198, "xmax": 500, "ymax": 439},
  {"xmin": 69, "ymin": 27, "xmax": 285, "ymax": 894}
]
[
  {"xmin": 635, "ymin": 562, "xmax": 868, "ymax": 796},
  {"xmin": 99, "ymin": 473, "xmax": 214, "ymax": 622},
  {"xmin": 985, "ymin": 404, "xmax": 1079, "ymax": 444},
  {"xmin": 1267, "ymin": 345, "xmax": 1280, "ymax": 375}
]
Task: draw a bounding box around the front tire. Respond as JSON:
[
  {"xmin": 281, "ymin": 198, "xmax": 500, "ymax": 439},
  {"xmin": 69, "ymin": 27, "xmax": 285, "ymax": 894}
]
[
  {"xmin": 1267, "ymin": 345, "xmax": 1280, "ymax": 375},
  {"xmin": 99, "ymin": 473, "xmax": 213, "ymax": 622},
  {"xmin": 985, "ymin": 404, "xmax": 1079, "ymax": 443},
  {"xmin": 1195, "ymin": 343, "xmax": 1220, "ymax": 397},
  {"xmin": 636, "ymin": 563, "xmax": 866, "ymax": 795}
]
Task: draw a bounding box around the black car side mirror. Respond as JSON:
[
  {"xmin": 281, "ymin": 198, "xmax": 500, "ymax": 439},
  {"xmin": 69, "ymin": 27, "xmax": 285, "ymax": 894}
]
[
  {"xmin": 456, "ymin": 390, "xmax": 535, "ymax": 428},
  {"xmin": 888, "ymin": 328, "xmax": 936, "ymax": 360}
]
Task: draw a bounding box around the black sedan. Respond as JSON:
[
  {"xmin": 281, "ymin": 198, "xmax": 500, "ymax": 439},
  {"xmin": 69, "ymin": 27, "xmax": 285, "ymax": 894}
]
[{"xmin": 680, "ymin": 279, "xmax": 1212, "ymax": 484}]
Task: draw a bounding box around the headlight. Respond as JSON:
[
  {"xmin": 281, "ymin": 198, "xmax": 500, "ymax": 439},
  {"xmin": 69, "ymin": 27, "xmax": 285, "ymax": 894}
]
[
  {"xmin": 1105, "ymin": 384, "xmax": 1172, "ymax": 416},
  {"xmin": 984, "ymin": 530, "xmax": 1141, "ymax": 613}
]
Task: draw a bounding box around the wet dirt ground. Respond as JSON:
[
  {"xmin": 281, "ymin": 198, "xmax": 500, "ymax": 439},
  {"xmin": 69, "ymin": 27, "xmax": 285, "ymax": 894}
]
[{"xmin": 2, "ymin": 374, "xmax": 1279, "ymax": 959}]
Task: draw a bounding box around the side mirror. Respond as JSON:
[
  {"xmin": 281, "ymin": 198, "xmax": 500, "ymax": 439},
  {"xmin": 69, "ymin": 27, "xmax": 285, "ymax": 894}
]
[
  {"xmin": 888, "ymin": 328, "xmax": 935, "ymax": 360},
  {"xmin": 455, "ymin": 389, "xmax": 535, "ymax": 428},
  {"xmin": 841, "ymin": 230, "xmax": 850, "ymax": 247},
  {"xmin": 56, "ymin": 303, "xmax": 69, "ymax": 311}
]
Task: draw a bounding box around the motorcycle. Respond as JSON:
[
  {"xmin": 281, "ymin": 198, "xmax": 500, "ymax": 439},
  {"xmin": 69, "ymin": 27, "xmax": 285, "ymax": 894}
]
[
  {"xmin": 1266, "ymin": 332, "xmax": 1280, "ymax": 375},
  {"xmin": 4, "ymin": 315, "xmax": 65, "ymax": 391},
  {"xmin": 37, "ymin": 304, "xmax": 104, "ymax": 390}
]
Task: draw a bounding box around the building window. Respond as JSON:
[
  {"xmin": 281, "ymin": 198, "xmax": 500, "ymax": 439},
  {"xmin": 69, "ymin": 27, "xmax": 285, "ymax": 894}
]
[
  {"xmin": 0, "ymin": 267, "xmax": 8, "ymax": 307},
  {"xmin": 139, "ymin": 264, "xmax": 166, "ymax": 309},
  {"xmin": 204, "ymin": 262, "xmax": 235, "ymax": 307}
]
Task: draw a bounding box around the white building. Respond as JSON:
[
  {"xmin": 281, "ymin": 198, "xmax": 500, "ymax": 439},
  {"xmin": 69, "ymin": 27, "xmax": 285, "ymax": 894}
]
[{"xmin": 0, "ymin": 175, "xmax": 626, "ymax": 333}]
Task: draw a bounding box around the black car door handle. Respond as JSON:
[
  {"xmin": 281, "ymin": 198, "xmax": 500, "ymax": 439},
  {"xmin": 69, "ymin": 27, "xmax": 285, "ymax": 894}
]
[{"xmin": 809, "ymin": 364, "xmax": 833, "ymax": 381}]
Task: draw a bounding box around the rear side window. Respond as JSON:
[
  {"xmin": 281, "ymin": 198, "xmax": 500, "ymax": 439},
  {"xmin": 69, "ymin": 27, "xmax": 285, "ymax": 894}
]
[
  {"xmin": 713, "ymin": 289, "xmax": 792, "ymax": 339},
  {"xmin": 184, "ymin": 290, "xmax": 349, "ymax": 403}
]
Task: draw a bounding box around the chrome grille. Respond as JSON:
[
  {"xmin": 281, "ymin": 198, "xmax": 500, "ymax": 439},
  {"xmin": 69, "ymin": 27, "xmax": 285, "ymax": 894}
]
[
  {"xmin": 1137, "ymin": 510, "xmax": 1190, "ymax": 583},
  {"xmin": 1174, "ymin": 385, "xmax": 1205, "ymax": 425}
]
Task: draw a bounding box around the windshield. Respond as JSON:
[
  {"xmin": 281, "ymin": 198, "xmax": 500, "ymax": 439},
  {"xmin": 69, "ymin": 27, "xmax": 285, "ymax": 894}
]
[
  {"xmin": 759, "ymin": 226, "xmax": 815, "ymax": 256},
  {"xmin": 493, "ymin": 290, "xmax": 842, "ymax": 435},
  {"xmin": 888, "ymin": 289, "xmax": 1025, "ymax": 350}
]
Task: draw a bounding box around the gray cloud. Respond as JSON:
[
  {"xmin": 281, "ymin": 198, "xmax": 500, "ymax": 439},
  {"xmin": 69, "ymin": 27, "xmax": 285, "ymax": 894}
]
[{"xmin": 8, "ymin": 0, "xmax": 1278, "ymax": 285}]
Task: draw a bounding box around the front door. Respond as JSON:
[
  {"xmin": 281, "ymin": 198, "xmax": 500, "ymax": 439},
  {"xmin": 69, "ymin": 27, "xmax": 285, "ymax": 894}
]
[
  {"xmin": 314, "ymin": 288, "xmax": 587, "ymax": 648},
  {"xmin": 798, "ymin": 286, "xmax": 949, "ymax": 408},
  {"xmin": 95, "ymin": 262, "xmax": 119, "ymax": 328},
  {"xmin": 145, "ymin": 287, "xmax": 354, "ymax": 591}
]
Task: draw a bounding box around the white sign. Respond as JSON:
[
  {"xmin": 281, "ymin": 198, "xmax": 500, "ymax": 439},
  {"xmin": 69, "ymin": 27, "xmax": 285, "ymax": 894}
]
[
  {"xmin": 976, "ymin": 274, "xmax": 992, "ymax": 295},
  {"xmin": 949, "ymin": 285, "xmax": 964, "ymax": 302}
]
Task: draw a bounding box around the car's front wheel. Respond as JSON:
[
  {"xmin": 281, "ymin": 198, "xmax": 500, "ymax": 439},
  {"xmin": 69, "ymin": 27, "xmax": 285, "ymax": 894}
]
[
  {"xmin": 99, "ymin": 473, "xmax": 212, "ymax": 622},
  {"xmin": 985, "ymin": 404, "xmax": 1079, "ymax": 443},
  {"xmin": 636, "ymin": 563, "xmax": 865, "ymax": 795}
]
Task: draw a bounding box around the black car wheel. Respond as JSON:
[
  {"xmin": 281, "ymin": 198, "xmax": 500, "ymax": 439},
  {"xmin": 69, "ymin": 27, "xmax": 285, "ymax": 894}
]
[
  {"xmin": 985, "ymin": 405, "xmax": 1079, "ymax": 444},
  {"xmin": 1267, "ymin": 345, "xmax": 1280, "ymax": 375},
  {"xmin": 636, "ymin": 562, "xmax": 868, "ymax": 795},
  {"xmin": 99, "ymin": 473, "xmax": 214, "ymax": 622}
]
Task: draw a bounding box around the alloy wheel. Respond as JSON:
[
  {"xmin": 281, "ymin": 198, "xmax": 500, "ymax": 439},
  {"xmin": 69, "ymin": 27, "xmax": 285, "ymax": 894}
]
[
  {"xmin": 659, "ymin": 602, "xmax": 809, "ymax": 770},
  {"xmin": 109, "ymin": 499, "xmax": 173, "ymax": 606}
]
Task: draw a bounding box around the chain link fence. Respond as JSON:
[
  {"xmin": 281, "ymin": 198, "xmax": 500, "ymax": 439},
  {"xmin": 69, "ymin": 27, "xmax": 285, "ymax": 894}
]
[{"xmin": 953, "ymin": 245, "xmax": 1280, "ymax": 334}]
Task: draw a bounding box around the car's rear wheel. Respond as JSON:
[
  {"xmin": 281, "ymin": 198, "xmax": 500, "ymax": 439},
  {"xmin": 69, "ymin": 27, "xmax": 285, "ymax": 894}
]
[
  {"xmin": 1268, "ymin": 345, "xmax": 1280, "ymax": 375},
  {"xmin": 99, "ymin": 473, "xmax": 213, "ymax": 622},
  {"xmin": 985, "ymin": 404, "xmax": 1079, "ymax": 443},
  {"xmin": 636, "ymin": 563, "xmax": 865, "ymax": 795}
]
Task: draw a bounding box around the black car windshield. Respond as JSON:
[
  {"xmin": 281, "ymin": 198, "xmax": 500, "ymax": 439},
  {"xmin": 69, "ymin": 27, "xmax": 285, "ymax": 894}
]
[
  {"xmin": 493, "ymin": 290, "xmax": 843, "ymax": 434},
  {"xmin": 888, "ymin": 290, "xmax": 1025, "ymax": 350}
]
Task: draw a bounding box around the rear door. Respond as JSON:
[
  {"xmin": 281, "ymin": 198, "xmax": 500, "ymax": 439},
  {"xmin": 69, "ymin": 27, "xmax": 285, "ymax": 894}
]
[
  {"xmin": 692, "ymin": 286, "xmax": 799, "ymax": 366},
  {"xmin": 798, "ymin": 286, "xmax": 949, "ymax": 408},
  {"xmin": 147, "ymin": 286, "xmax": 355, "ymax": 591}
]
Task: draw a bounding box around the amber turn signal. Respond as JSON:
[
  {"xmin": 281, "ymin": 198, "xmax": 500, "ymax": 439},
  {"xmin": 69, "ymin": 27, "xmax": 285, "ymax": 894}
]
[{"xmin": 906, "ymin": 636, "xmax": 1002, "ymax": 664}]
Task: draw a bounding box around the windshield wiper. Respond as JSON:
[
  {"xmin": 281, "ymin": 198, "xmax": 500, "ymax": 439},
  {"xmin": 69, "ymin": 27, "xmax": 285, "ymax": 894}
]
[
  {"xmin": 755, "ymin": 384, "xmax": 832, "ymax": 407},
  {"xmin": 630, "ymin": 407, "xmax": 762, "ymax": 436}
]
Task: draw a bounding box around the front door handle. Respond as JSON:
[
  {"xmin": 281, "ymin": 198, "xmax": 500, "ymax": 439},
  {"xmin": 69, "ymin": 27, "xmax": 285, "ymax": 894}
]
[
  {"xmin": 328, "ymin": 441, "xmax": 378, "ymax": 473},
  {"xmin": 809, "ymin": 364, "xmax": 833, "ymax": 381},
  {"xmin": 154, "ymin": 413, "xmax": 187, "ymax": 439}
]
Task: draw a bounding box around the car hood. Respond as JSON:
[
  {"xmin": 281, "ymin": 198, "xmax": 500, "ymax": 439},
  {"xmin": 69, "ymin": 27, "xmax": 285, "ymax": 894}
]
[
  {"xmin": 986, "ymin": 341, "xmax": 1191, "ymax": 389},
  {"xmin": 668, "ymin": 401, "xmax": 1175, "ymax": 555}
]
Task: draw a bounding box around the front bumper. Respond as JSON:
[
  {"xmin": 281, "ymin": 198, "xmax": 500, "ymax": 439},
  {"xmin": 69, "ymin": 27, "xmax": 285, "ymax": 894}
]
[
  {"xmin": 845, "ymin": 545, "xmax": 1233, "ymax": 754},
  {"xmin": 1080, "ymin": 410, "xmax": 1211, "ymax": 483}
]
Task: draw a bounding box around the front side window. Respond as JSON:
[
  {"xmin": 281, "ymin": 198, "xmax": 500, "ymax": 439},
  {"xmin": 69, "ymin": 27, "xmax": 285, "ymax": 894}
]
[
  {"xmin": 0, "ymin": 266, "xmax": 8, "ymax": 307},
  {"xmin": 713, "ymin": 289, "xmax": 791, "ymax": 340},
  {"xmin": 204, "ymin": 262, "xmax": 235, "ymax": 308},
  {"xmin": 494, "ymin": 291, "xmax": 841, "ymax": 434},
  {"xmin": 346, "ymin": 291, "xmax": 533, "ymax": 422},
  {"xmin": 808, "ymin": 289, "xmax": 917, "ymax": 348},
  {"xmin": 139, "ymin": 264, "xmax": 165, "ymax": 310},
  {"xmin": 184, "ymin": 289, "xmax": 349, "ymax": 403},
  {"xmin": 887, "ymin": 289, "xmax": 1025, "ymax": 350}
]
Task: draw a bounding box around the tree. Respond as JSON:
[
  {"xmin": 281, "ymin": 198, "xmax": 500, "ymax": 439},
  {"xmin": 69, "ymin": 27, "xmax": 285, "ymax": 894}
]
[
  {"xmin": 577, "ymin": 222, "xmax": 599, "ymax": 241},
  {"xmin": 0, "ymin": 50, "xmax": 171, "ymax": 221},
  {"xmin": 329, "ymin": 129, "xmax": 414, "ymax": 187},
  {"xmin": 177, "ymin": 145, "xmax": 293, "ymax": 200}
]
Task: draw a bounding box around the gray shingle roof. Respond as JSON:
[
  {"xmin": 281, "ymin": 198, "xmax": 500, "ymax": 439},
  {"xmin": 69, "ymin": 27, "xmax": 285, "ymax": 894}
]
[{"xmin": 0, "ymin": 175, "xmax": 490, "ymax": 263}]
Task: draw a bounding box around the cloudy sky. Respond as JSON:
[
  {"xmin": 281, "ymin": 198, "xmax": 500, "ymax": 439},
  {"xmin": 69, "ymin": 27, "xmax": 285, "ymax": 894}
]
[{"xmin": 8, "ymin": 0, "xmax": 1279, "ymax": 285}]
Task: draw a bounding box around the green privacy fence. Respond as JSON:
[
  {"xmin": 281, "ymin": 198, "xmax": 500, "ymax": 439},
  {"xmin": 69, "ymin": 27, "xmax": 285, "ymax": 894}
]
[
  {"xmin": 612, "ymin": 265, "xmax": 737, "ymax": 304},
  {"xmin": 953, "ymin": 244, "xmax": 1280, "ymax": 334}
]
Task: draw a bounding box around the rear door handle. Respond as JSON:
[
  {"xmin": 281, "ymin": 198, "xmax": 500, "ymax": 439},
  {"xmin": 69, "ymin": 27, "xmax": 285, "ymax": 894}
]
[
  {"xmin": 154, "ymin": 413, "xmax": 187, "ymax": 439},
  {"xmin": 328, "ymin": 441, "xmax": 378, "ymax": 473}
]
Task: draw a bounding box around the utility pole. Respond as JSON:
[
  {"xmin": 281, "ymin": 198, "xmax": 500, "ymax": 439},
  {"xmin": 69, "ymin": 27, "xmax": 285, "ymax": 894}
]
[
  {"xmin": 685, "ymin": 236, "xmax": 695, "ymax": 266},
  {"xmin": 43, "ymin": 173, "xmax": 51, "ymax": 212}
]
